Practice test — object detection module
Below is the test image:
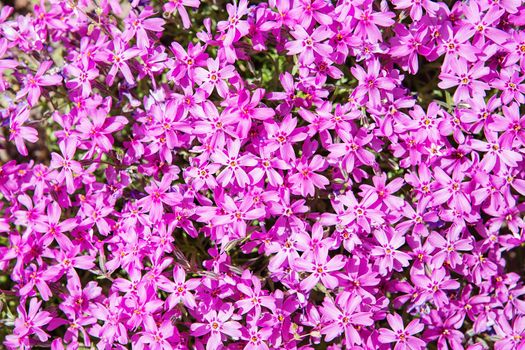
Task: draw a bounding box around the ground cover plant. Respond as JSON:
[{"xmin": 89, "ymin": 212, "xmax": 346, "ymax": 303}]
[{"xmin": 0, "ymin": 0, "xmax": 525, "ymax": 348}]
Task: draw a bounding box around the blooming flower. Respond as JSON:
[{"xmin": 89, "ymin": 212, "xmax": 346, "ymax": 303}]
[
  {"xmin": 190, "ymin": 306, "xmax": 243, "ymax": 350},
  {"xmin": 378, "ymin": 313, "xmax": 426, "ymax": 350},
  {"xmin": 194, "ymin": 58, "xmax": 235, "ymax": 97},
  {"xmin": 16, "ymin": 61, "xmax": 62, "ymax": 106}
]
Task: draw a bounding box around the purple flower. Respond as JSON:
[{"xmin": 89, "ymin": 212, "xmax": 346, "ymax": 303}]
[
  {"xmin": 378, "ymin": 313, "xmax": 426, "ymax": 350},
  {"xmin": 16, "ymin": 61, "xmax": 62, "ymax": 106}
]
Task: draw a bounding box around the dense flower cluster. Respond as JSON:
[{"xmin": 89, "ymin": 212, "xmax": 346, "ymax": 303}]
[{"xmin": 0, "ymin": 0, "xmax": 524, "ymax": 348}]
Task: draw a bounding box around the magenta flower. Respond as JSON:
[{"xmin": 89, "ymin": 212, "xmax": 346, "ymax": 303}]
[
  {"xmin": 351, "ymin": 59, "xmax": 395, "ymax": 107},
  {"xmin": 99, "ymin": 38, "xmax": 142, "ymax": 86},
  {"xmin": 503, "ymin": 31, "xmax": 525, "ymax": 70},
  {"xmin": 431, "ymin": 166, "xmax": 472, "ymax": 213},
  {"xmin": 16, "ymin": 60, "xmax": 62, "ymax": 106},
  {"xmin": 438, "ymin": 58, "xmax": 490, "ymax": 102},
  {"xmin": 8, "ymin": 299, "xmax": 52, "ymax": 343},
  {"xmin": 49, "ymin": 139, "xmax": 83, "ymax": 194},
  {"xmin": 8, "ymin": 106, "xmax": 38, "ymax": 156},
  {"xmin": 412, "ymin": 268, "xmax": 460, "ymax": 308},
  {"xmin": 428, "ymin": 225, "xmax": 473, "ymax": 268},
  {"xmin": 321, "ymin": 294, "xmax": 374, "ymax": 347},
  {"xmin": 0, "ymin": 38, "xmax": 17, "ymax": 91},
  {"xmin": 194, "ymin": 57, "xmax": 235, "ymax": 97},
  {"xmin": 81, "ymin": 195, "xmax": 114, "ymax": 236},
  {"xmin": 378, "ymin": 313, "xmax": 426, "ymax": 350},
  {"xmin": 213, "ymin": 193, "xmax": 265, "ymax": 238},
  {"xmin": 353, "ymin": 5, "xmax": 395, "ymax": 43},
  {"xmin": 212, "ymin": 138, "xmax": 257, "ymax": 187},
  {"xmin": 494, "ymin": 316, "xmax": 525, "ymax": 350},
  {"xmin": 337, "ymin": 192, "xmax": 384, "ymax": 233},
  {"xmin": 139, "ymin": 175, "xmax": 182, "ymax": 223},
  {"xmin": 294, "ymin": 248, "xmax": 346, "ymax": 291},
  {"xmin": 217, "ymin": 0, "xmax": 250, "ymax": 47},
  {"xmin": 236, "ymin": 275, "xmax": 276, "ymax": 315},
  {"xmin": 164, "ymin": 0, "xmax": 200, "ymax": 28},
  {"xmin": 285, "ymin": 25, "xmax": 333, "ymax": 66},
  {"xmin": 76, "ymin": 109, "xmax": 128, "ymax": 155},
  {"xmin": 327, "ymin": 129, "xmax": 375, "ymax": 173},
  {"xmin": 264, "ymin": 114, "xmax": 307, "ymax": 161},
  {"xmin": 288, "ymin": 155, "xmax": 329, "ymax": 197},
  {"xmin": 65, "ymin": 60, "xmax": 99, "ymax": 98},
  {"xmin": 491, "ymin": 67, "xmax": 525, "ymax": 104},
  {"xmin": 232, "ymin": 89, "xmax": 275, "ymax": 139},
  {"xmin": 469, "ymin": 131, "xmax": 523, "ymax": 173},
  {"xmin": 491, "ymin": 102, "xmax": 525, "ymax": 146},
  {"xmin": 135, "ymin": 319, "xmax": 176, "ymax": 350},
  {"xmin": 190, "ymin": 306, "xmax": 243, "ymax": 350},
  {"xmin": 123, "ymin": 7, "xmax": 165, "ymax": 49},
  {"xmin": 392, "ymin": 0, "xmax": 438, "ymax": 20},
  {"xmin": 371, "ymin": 227, "xmax": 412, "ymax": 275}
]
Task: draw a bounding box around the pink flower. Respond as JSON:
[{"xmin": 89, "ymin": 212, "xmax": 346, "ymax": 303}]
[
  {"xmin": 99, "ymin": 38, "xmax": 142, "ymax": 86},
  {"xmin": 231, "ymin": 89, "xmax": 275, "ymax": 139},
  {"xmin": 76, "ymin": 109, "xmax": 128, "ymax": 155},
  {"xmin": 392, "ymin": 0, "xmax": 438, "ymax": 20},
  {"xmin": 164, "ymin": 0, "xmax": 200, "ymax": 28},
  {"xmin": 327, "ymin": 128, "xmax": 375, "ymax": 173},
  {"xmin": 321, "ymin": 294, "xmax": 374, "ymax": 347},
  {"xmin": 353, "ymin": 5, "xmax": 395, "ymax": 43},
  {"xmin": 159, "ymin": 265, "xmax": 199, "ymax": 309},
  {"xmin": 264, "ymin": 114, "xmax": 307, "ymax": 161},
  {"xmin": 285, "ymin": 25, "xmax": 333, "ymax": 65},
  {"xmin": 8, "ymin": 106, "xmax": 38, "ymax": 156},
  {"xmin": 49, "ymin": 139, "xmax": 83, "ymax": 194},
  {"xmin": 494, "ymin": 316, "xmax": 525, "ymax": 350},
  {"xmin": 412, "ymin": 268, "xmax": 460, "ymax": 308},
  {"xmin": 190, "ymin": 306, "xmax": 243, "ymax": 350},
  {"xmin": 491, "ymin": 102, "xmax": 525, "ymax": 146},
  {"xmin": 16, "ymin": 61, "xmax": 62, "ymax": 106},
  {"xmin": 213, "ymin": 193, "xmax": 265, "ymax": 238},
  {"xmin": 351, "ymin": 59, "xmax": 395, "ymax": 107},
  {"xmin": 139, "ymin": 175, "xmax": 182, "ymax": 223},
  {"xmin": 194, "ymin": 57, "xmax": 235, "ymax": 97},
  {"xmin": 491, "ymin": 67, "xmax": 525, "ymax": 105},
  {"xmin": 337, "ymin": 192, "xmax": 384, "ymax": 233},
  {"xmin": 123, "ymin": 7, "xmax": 165, "ymax": 49},
  {"xmin": 438, "ymin": 58, "xmax": 490, "ymax": 102},
  {"xmin": 428, "ymin": 225, "xmax": 473, "ymax": 268},
  {"xmin": 378, "ymin": 313, "xmax": 426, "ymax": 350},
  {"xmin": 294, "ymin": 248, "xmax": 346, "ymax": 291},
  {"xmin": 288, "ymin": 154, "xmax": 329, "ymax": 197},
  {"xmin": 65, "ymin": 60, "xmax": 98, "ymax": 99},
  {"xmin": 217, "ymin": 0, "xmax": 250, "ymax": 46},
  {"xmin": 236, "ymin": 274, "xmax": 276, "ymax": 315},
  {"xmin": 10, "ymin": 299, "xmax": 52, "ymax": 342},
  {"xmin": 371, "ymin": 227, "xmax": 412, "ymax": 275},
  {"xmin": 212, "ymin": 138, "xmax": 257, "ymax": 187}
]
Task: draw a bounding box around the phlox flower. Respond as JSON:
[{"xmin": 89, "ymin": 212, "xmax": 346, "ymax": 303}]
[
  {"xmin": 288, "ymin": 154, "xmax": 329, "ymax": 197},
  {"xmin": 294, "ymin": 247, "xmax": 346, "ymax": 291},
  {"xmin": 123, "ymin": 7, "xmax": 165, "ymax": 49},
  {"xmin": 8, "ymin": 106, "xmax": 38, "ymax": 157},
  {"xmin": 321, "ymin": 294, "xmax": 374, "ymax": 347},
  {"xmin": 16, "ymin": 61, "xmax": 62, "ymax": 106},
  {"xmin": 371, "ymin": 227, "xmax": 412, "ymax": 275},
  {"xmin": 194, "ymin": 58, "xmax": 236, "ymax": 98},
  {"xmin": 190, "ymin": 306, "xmax": 243, "ymax": 350},
  {"xmin": 285, "ymin": 25, "xmax": 333, "ymax": 66},
  {"xmin": 49, "ymin": 138, "xmax": 83, "ymax": 194},
  {"xmin": 5, "ymin": 299, "xmax": 52, "ymax": 345},
  {"xmin": 378, "ymin": 313, "xmax": 426, "ymax": 350},
  {"xmin": 164, "ymin": 0, "xmax": 200, "ymax": 29}
]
